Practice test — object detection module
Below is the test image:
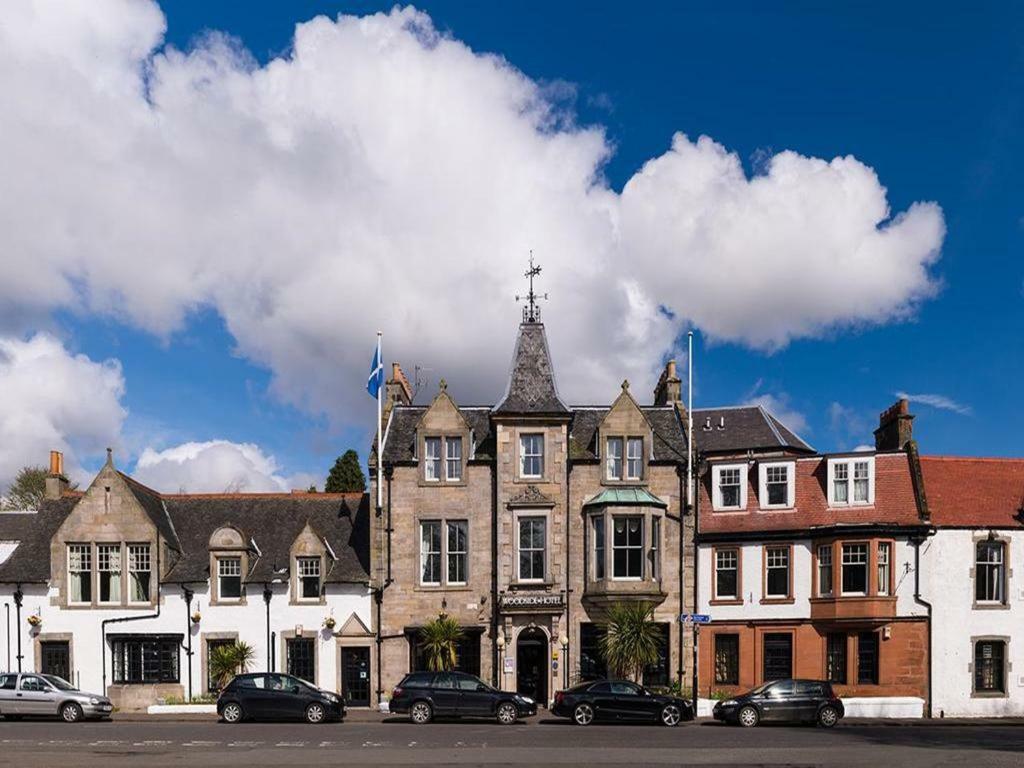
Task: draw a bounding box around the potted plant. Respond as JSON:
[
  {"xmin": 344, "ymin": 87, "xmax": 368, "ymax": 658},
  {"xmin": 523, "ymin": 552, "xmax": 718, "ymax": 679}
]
[
  {"xmin": 419, "ymin": 613, "xmax": 464, "ymax": 671},
  {"xmin": 26, "ymin": 614, "xmax": 42, "ymax": 627},
  {"xmin": 323, "ymin": 616, "xmax": 336, "ymax": 630},
  {"xmin": 190, "ymin": 611, "xmax": 202, "ymax": 624},
  {"xmin": 209, "ymin": 641, "xmax": 256, "ymax": 690},
  {"xmin": 598, "ymin": 601, "xmax": 663, "ymax": 682}
]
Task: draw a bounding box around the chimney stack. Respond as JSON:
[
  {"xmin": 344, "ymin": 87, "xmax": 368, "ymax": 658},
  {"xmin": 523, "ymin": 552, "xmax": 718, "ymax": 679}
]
[
  {"xmin": 45, "ymin": 450, "xmax": 69, "ymax": 500},
  {"xmin": 653, "ymin": 360, "xmax": 682, "ymax": 407},
  {"xmin": 874, "ymin": 398, "xmax": 914, "ymax": 451}
]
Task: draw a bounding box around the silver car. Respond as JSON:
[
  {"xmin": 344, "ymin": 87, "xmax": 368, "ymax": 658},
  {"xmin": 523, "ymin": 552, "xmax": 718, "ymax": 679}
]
[{"xmin": 0, "ymin": 673, "xmax": 113, "ymax": 722}]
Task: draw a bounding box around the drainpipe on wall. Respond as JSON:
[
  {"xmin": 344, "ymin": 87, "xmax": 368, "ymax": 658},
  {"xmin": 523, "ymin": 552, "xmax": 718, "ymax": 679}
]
[
  {"xmin": 912, "ymin": 533, "xmax": 934, "ymax": 718},
  {"xmin": 5, "ymin": 602, "xmax": 10, "ymax": 671},
  {"xmin": 692, "ymin": 455, "xmax": 702, "ymax": 710},
  {"xmin": 13, "ymin": 587, "xmax": 23, "ymax": 673},
  {"xmin": 182, "ymin": 587, "xmax": 194, "ymax": 701},
  {"xmin": 374, "ymin": 467, "xmax": 395, "ymax": 705},
  {"xmin": 263, "ymin": 585, "xmax": 272, "ymax": 673},
  {"xmin": 490, "ymin": 461, "xmax": 499, "ymax": 688},
  {"xmin": 564, "ymin": 461, "xmax": 572, "ymax": 693}
]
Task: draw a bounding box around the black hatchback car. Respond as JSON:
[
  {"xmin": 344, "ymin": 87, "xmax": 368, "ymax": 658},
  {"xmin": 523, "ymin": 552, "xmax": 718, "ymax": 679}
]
[
  {"xmin": 712, "ymin": 679, "xmax": 844, "ymax": 727},
  {"xmin": 551, "ymin": 680, "xmax": 694, "ymax": 726},
  {"xmin": 390, "ymin": 671, "xmax": 537, "ymax": 724},
  {"xmin": 217, "ymin": 673, "xmax": 345, "ymax": 724}
]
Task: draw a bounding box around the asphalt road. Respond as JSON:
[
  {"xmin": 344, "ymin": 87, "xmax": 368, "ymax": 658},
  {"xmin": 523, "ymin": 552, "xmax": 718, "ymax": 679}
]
[{"xmin": 0, "ymin": 718, "xmax": 1021, "ymax": 767}]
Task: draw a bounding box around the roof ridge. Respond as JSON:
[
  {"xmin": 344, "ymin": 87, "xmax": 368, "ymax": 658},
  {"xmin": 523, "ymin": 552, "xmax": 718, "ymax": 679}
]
[
  {"xmin": 163, "ymin": 492, "xmax": 364, "ymax": 498},
  {"xmin": 920, "ymin": 455, "xmax": 1024, "ymax": 464},
  {"xmin": 758, "ymin": 405, "xmax": 786, "ymax": 446}
]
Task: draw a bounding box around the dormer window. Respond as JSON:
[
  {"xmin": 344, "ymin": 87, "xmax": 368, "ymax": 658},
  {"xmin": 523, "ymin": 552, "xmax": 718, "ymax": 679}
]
[
  {"xmin": 218, "ymin": 557, "xmax": 242, "ymax": 601},
  {"xmin": 422, "ymin": 436, "xmax": 464, "ymax": 484},
  {"xmin": 297, "ymin": 556, "xmax": 321, "ymax": 600},
  {"xmin": 520, "ymin": 434, "xmax": 544, "ymax": 478},
  {"xmin": 424, "ymin": 437, "xmax": 442, "ymax": 482},
  {"xmin": 445, "ymin": 437, "xmax": 462, "ymax": 481},
  {"xmin": 604, "ymin": 437, "xmax": 645, "ymax": 482},
  {"xmin": 758, "ymin": 461, "xmax": 795, "ymax": 509},
  {"xmin": 712, "ymin": 464, "xmax": 746, "ymax": 511},
  {"xmin": 606, "ymin": 438, "xmax": 623, "ymax": 480},
  {"xmin": 626, "ymin": 438, "xmax": 643, "ymax": 480},
  {"xmin": 828, "ymin": 457, "xmax": 875, "ymax": 506}
]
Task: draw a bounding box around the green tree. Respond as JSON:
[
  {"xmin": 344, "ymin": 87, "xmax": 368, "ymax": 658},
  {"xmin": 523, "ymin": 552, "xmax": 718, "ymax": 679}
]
[
  {"xmin": 418, "ymin": 614, "xmax": 464, "ymax": 672},
  {"xmin": 1, "ymin": 466, "xmax": 50, "ymax": 510},
  {"xmin": 325, "ymin": 449, "xmax": 366, "ymax": 493},
  {"xmin": 598, "ymin": 601, "xmax": 663, "ymax": 682},
  {"xmin": 208, "ymin": 641, "xmax": 256, "ymax": 691}
]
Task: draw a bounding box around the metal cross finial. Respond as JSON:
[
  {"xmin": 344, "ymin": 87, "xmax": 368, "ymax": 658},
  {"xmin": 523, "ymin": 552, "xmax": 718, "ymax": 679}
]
[{"xmin": 515, "ymin": 251, "xmax": 548, "ymax": 323}]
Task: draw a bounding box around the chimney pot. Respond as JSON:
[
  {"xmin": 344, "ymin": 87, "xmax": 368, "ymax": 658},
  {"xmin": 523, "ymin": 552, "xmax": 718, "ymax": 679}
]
[
  {"xmin": 874, "ymin": 398, "xmax": 914, "ymax": 451},
  {"xmin": 653, "ymin": 359, "xmax": 682, "ymax": 407},
  {"xmin": 44, "ymin": 449, "xmax": 69, "ymax": 501}
]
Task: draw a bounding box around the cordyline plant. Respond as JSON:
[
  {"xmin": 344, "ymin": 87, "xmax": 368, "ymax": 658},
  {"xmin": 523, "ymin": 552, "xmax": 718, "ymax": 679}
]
[
  {"xmin": 598, "ymin": 601, "xmax": 663, "ymax": 682},
  {"xmin": 418, "ymin": 613, "xmax": 464, "ymax": 672},
  {"xmin": 209, "ymin": 641, "xmax": 256, "ymax": 690}
]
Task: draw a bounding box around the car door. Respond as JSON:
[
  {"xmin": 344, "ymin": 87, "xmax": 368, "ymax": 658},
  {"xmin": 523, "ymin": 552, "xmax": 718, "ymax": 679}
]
[
  {"xmin": 455, "ymin": 673, "xmax": 494, "ymax": 718},
  {"xmin": 587, "ymin": 682, "xmax": 620, "ymax": 721},
  {"xmin": 0, "ymin": 674, "xmax": 18, "ymax": 714},
  {"xmin": 759, "ymin": 680, "xmax": 795, "ymax": 722},
  {"xmin": 17, "ymin": 675, "xmax": 59, "ymax": 716},
  {"xmin": 272, "ymin": 675, "xmax": 309, "ymax": 719},
  {"xmin": 611, "ymin": 682, "xmax": 655, "ymax": 721},
  {"xmin": 793, "ymin": 681, "xmax": 824, "ymax": 722},
  {"xmin": 431, "ymin": 673, "xmax": 461, "ymax": 717}
]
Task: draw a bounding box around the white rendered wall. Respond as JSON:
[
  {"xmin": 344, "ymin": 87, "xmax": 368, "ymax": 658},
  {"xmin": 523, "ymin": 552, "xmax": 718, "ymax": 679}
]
[{"xmin": 924, "ymin": 530, "xmax": 1024, "ymax": 717}]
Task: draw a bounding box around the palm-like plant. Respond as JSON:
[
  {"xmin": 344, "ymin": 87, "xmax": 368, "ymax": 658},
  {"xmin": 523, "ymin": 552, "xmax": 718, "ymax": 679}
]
[
  {"xmin": 598, "ymin": 601, "xmax": 663, "ymax": 682},
  {"xmin": 418, "ymin": 613, "xmax": 464, "ymax": 672},
  {"xmin": 209, "ymin": 641, "xmax": 256, "ymax": 690}
]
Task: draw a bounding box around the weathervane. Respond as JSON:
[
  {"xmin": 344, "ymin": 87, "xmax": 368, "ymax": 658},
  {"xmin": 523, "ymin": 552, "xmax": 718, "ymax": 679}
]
[{"xmin": 515, "ymin": 251, "xmax": 548, "ymax": 323}]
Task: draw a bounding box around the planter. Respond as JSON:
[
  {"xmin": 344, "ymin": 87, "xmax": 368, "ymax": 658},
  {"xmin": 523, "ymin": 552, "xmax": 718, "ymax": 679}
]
[
  {"xmin": 323, "ymin": 618, "xmax": 337, "ymax": 630},
  {"xmin": 26, "ymin": 615, "xmax": 42, "ymax": 627},
  {"xmin": 190, "ymin": 612, "xmax": 201, "ymax": 624}
]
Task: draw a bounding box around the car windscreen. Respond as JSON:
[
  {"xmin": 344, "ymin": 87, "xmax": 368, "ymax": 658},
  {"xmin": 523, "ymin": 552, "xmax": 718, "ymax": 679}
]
[{"xmin": 42, "ymin": 675, "xmax": 77, "ymax": 691}]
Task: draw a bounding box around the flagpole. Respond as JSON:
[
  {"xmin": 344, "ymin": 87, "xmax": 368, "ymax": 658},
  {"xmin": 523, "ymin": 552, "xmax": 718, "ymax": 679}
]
[{"xmin": 377, "ymin": 331, "xmax": 383, "ymax": 511}]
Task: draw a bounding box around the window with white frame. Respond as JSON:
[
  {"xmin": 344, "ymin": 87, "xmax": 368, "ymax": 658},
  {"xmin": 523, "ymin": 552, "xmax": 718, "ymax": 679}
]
[
  {"xmin": 877, "ymin": 542, "xmax": 891, "ymax": 596},
  {"xmin": 649, "ymin": 516, "xmax": 660, "ymax": 579},
  {"xmin": 605, "ymin": 437, "xmax": 623, "ymax": 480},
  {"xmin": 68, "ymin": 544, "xmax": 92, "ymax": 604},
  {"xmin": 128, "ymin": 544, "xmax": 151, "ymax": 603},
  {"xmin": 817, "ymin": 544, "xmax": 833, "ymax": 596},
  {"xmin": 297, "ymin": 556, "xmax": 321, "ymax": 599},
  {"xmin": 447, "ymin": 520, "xmax": 468, "ymax": 584},
  {"xmin": 520, "ymin": 434, "xmax": 544, "ymax": 478},
  {"xmin": 975, "ymin": 541, "xmax": 1006, "ymax": 604},
  {"xmin": 593, "ymin": 516, "xmax": 606, "ymax": 580},
  {"xmin": 420, "ymin": 521, "xmax": 442, "ymax": 585},
  {"xmin": 759, "ymin": 462, "xmax": 794, "ymax": 508},
  {"xmin": 765, "ymin": 547, "xmax": 790, "ymax": 598},
  {"xmin": 218, "ymin": 557, "xmax": 242, "ymax": 600},
  {"xmin": 97, "ymin": 543, "xmax": 122, "ymax": 604},
  {"xmin": 627, "ymin": 438, "xmax": 644, "ymax": 480},
  {"xmin": 612, "ymin": 516, "xmax": 644, "ymax": 579},
  {"xmin": 445, "ymin": 437, "xmax": 462, "ymax": 482},
  {"xmin": 518, "ymin": 517, "xmax": 546, "ymax": 582},
  {"xmin": 828, "ymin": 457, "xmax": 874, "ymax": 506},
  {"xmin": 715, "ymin": 549, "xmax": 738, "ymax": 599},
  {"xmin": 841, "ymin": 544, "xmax": 868, "ymax": 595},
  {"xmin": 423, "ymin": 437, "xmax": 442, "ymax": 482},
  {"xmin": 713, "ymin": 464, "xmax": 746, "ymax": 510}
]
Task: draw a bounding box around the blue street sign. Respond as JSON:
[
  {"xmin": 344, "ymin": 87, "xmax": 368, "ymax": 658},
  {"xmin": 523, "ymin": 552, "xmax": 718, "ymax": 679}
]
[{"xmin": 679, "ymin": 613, "xmax": 711, "ymax": 624}]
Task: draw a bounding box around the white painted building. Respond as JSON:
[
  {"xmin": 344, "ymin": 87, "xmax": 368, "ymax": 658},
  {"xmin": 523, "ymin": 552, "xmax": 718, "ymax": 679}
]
[
  {"xmin": 920, "ymin": 456, "xmax": 1024, "ymax": 717},
  {"xmin": 0, "ymin": 453, "xmax": 374, "ymax": 709}
]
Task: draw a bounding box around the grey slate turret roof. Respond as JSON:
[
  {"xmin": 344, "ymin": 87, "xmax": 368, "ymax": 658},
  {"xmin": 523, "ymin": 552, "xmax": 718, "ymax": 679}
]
[{"xmin": 493, "ymin": 322, "xmax": 570, "ymax": 416}]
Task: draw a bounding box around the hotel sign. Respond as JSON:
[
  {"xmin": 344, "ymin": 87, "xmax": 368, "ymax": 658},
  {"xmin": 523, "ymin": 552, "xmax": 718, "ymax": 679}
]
[{"xmin": 499, "ymin": 593, "xmax": 565, "ymax": 612}]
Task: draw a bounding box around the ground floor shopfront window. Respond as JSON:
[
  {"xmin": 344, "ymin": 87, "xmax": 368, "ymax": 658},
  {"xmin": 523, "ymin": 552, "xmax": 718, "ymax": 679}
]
[
  {"xmin": 408, "ymin": 630, "xmax": 482, "ymax": 677},
  {"xmin": 110, "ymin": 635, "xmax": 180, "ymax": 684},
  {"xmin": 578, "ymin": 622, "xmax": 670, "ymax": 688}
]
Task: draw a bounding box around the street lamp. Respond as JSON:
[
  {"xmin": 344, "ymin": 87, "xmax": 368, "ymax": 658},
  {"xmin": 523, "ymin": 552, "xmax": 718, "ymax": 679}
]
[
  {"xmin": 558, "ymin": 634, "xmax": 568, "ymax": 688},
  {"xmin": 496, "ymin": 633, "xmax": 506, "ymax": 689}
]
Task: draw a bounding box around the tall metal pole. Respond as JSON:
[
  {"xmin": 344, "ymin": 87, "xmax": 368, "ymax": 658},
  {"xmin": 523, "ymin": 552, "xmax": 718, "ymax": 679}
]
[
  {"xmin": 687, "ymin": 331, "xmax": 696, "ymax": 714},
  {"xmin": 377, "ymin": 331, "xmax": 383, "ymax": 512}
]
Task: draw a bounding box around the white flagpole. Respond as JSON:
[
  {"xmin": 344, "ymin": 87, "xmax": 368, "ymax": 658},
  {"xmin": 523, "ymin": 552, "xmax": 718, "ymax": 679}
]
[
  {"xmin": 687, "ymin": 330, "xmax": 693, "ymax": 509},
  {"xmin": 377, "ymin": 331, "xmax": 383, "ymax": 511}
]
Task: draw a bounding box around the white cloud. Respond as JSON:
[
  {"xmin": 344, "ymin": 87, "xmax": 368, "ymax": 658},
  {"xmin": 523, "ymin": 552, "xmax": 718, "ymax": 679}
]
[
  {"xmin": 0, "ymin": 1, "xmax": 946, "ymax": 431},
  {"xmin": 132, "ymin": 439, "xmax": 305, "ymax": 493},
  {"xmin": 896, "ymin": 391, "xmax": 972, "ymax": 415},
  {"xmin": 0, "ymin": 334, "xmax": 127, "ymax": 492},
  {"xmin": 741, "ymin": 381, "xmax": 809, "ymax": 436}
]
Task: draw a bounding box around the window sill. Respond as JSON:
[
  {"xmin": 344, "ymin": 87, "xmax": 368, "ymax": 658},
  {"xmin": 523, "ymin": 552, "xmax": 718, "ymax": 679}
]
[
  {"xmin": 414, "ymin": 584, "xmax": 474, "ymax": 593},
  {"xmin": 971, "ymin": 691, "xmax": 1009, "ymax": 699},
  {"xmin": 758, "ymin": 505, "xmax": 795, "ymax": 512},
  {"xmin": 712, "ymin": 507, "xmax": 746, "ymax": 514},
  {"xmin": 709, "ymin": 598, "xmax": 743, "ymax": 606},
  {"xmin": 511, "ymin": 581, "xmax": 554, "ymax": 589},
  {"xmin": 759, "ymin": 597, "xmax": 795, "ymax": 605},
  {"xmin": 972, "ymin": 602, "xmax": 1011, "ymax": 611}
]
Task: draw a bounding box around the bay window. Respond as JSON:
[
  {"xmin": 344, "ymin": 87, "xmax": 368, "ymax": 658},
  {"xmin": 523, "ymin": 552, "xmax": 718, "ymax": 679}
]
[
  {"xmin": 877, "ymin": 542, "xmax": 891, "ymax": 596},
  {"xmin": 612, "ymin": 516, "xmax": 644, "ymax": 579},
  {"xmin": 817, "ymin": 544, "xmax": 833, "ymax": 596},
  {"xmin": 593, "ymin": 516, "xmax": 605, "ymax": 579},
  {"xmin": 841, "ymin": 544, "xmax": 868, "ymax": 595}
]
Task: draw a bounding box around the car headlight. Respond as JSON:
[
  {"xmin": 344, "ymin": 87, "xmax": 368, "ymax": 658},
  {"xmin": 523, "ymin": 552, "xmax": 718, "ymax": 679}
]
[
  {"xmin": 89, "ymin": 697, "xmax": 100, "ymax": 705},
  {"xmin": 518, "ymin": 696, "xmax": 535, "ymax": 705},
  {"xmin": 323, "ymin": 693, "xmax": 340, "ymax": 703},
  {"xmin": 720, "ymin": 699, "xmax": 737, "ymax": 707}
]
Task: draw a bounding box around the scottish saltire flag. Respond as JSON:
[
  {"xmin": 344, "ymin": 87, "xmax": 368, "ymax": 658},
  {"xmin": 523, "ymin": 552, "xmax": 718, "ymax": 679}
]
[{"xmin": 367, "ymin": 342, "xmax": 384, "ymax": 398}]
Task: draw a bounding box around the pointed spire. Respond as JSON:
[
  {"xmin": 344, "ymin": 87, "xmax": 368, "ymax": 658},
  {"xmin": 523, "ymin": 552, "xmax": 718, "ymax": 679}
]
[{"xmin": 493, "ymin": 321, "xmax": 570, "ymax": 416}]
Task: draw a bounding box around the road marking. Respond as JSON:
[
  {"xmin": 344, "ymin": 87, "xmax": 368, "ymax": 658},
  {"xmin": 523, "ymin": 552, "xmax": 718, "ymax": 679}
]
[
  {"xmin": 133, "ymin": 740, "xmax": 172, "ymax": 746},
  {"xmin": 274, "ymin": 741, "xmax": 305, "ymax": 747},
  {"xmin": 228, "ymin": 741, "xmax": 262, "ymax": 748},
  {"xmin": 88, "ymin": 740, "xmax": 123, "ymax": 746},
  {"xmin": 183, "ymin": 740, "xmax": 221, "ymax": 747},
  {"xmin": 362, "ymin": 741, "xmax": 386, "ymax": 747}
]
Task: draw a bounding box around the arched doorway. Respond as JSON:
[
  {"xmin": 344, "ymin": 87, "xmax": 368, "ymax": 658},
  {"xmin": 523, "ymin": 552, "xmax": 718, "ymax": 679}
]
[{"xmin": 516, "ymin": 628, "xmax": 548, "ymax": 706}]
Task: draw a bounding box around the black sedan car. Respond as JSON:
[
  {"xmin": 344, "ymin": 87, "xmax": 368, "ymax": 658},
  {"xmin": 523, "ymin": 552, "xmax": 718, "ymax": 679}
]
[
  {"xmin": 390, "ymin": 671, "xmax": 537, "ymax": 724},
  {"xmin": 551, "ymin": 680, "xmax": 694, "ymax": 726},
  {"xmin": 712, "ymin": 679, "xmax": 844, "ymax": 727},
  {"xmin": 217, "ymin": 673, "xmax": 345, "ymax": 724}
]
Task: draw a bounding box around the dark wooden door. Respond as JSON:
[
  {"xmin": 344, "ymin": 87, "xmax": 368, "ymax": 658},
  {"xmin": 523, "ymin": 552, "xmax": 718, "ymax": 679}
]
[
  {"xmin": 341, "ymin": 647, "xmax": 371, "ymax": 707},
  {"xmin": 40, "ymin": 642, "xmax": 71, "ymax": 683}
]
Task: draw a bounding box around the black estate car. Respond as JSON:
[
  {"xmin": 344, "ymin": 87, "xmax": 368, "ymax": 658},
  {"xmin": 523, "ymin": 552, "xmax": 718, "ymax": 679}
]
[
  {"xmin": 551, "ymin": 680, "xmax": 694, "ymax": 726},
  {"xmin": 217, "ymin": 673, "xmax": 345, "ymax": 724},
  {"xmin": 390, "ymin": 671, "xmax": 537, "ymax": 724},
  {"xmin": 712, "ymin": 679, "xmax": 844, "ymax": 727}
]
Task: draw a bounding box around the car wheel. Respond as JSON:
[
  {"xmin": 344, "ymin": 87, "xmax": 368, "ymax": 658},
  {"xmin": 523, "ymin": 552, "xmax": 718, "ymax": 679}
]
[
  {"xmin": 660, "ymin": 704, "xmax": 682, "ymax": 727},
  {"xmin": 305, "ymin": 703, "xmax": 326, "ymax": 724},
  {"xmin": 221, "ymin": 702, "xmax": 243, "ymax": 724},
  {"xmin": 817, "ymin": 706, "xmax": 839, "ymax": 728},
  {"xmin": 60, "ymin": 702, "xmax": 83, "ymax": 723},
  {"xmin": 573, "ymin": 703, "xmax": 594, "ymax": 726},
  {"xmin": 737, "ymin": 705, "xmax": 759, "ymax": 728},
  {"xmin": 496, "ymin": 702, "xmax": 518, "ymax": 725},
  {"xmin": 410, "ymin": 701, "xmax": 433, "ymax": 724}
]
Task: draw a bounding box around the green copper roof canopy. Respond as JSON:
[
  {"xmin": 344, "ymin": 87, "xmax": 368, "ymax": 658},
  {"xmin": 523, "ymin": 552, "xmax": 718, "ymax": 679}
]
[{"xmin": 582, "ymin": 487, "xmax": 668, "ymax": 508}]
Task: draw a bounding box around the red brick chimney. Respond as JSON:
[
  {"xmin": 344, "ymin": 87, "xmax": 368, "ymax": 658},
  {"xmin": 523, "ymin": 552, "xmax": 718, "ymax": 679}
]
[
  {"xmin": 874, "ymin": 399, "xmax": 914, "ymax": 451},
  {"xmin": 45, "ymin": 450, "xmax": 70, "ymax": 500}
]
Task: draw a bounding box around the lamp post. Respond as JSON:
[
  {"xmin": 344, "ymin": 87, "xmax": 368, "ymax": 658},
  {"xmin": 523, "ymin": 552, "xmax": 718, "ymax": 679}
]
[
  {"xmin": 558, "ymin": 634, "xmax": 568, "ymax": 688},
  {"xmin": 496, "ymin": 633, "xmax": 506, "ymax": 690}
]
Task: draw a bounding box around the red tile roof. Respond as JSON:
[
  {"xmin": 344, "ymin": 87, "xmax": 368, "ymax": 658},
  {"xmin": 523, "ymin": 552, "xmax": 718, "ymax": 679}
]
[
  {"xmin": 699, "ymin": 453, "xmax": 923, "ymax": 535},
  {"xmin": 920, "ymin": 456, "xmax": 1024, "ymax": 528}
]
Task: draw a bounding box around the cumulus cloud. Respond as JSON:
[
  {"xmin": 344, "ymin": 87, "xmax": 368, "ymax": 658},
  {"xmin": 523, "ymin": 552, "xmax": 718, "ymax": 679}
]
[
  {"xmin": 896, "ymin": 391, "xmax": 972, "ymax": 415},
  {"xmin": 0, "ymin": 1, "xmax": 946, "ymax": 431},
  {"xmin": 0, "ymin": 334, "xmax": 126, "ymax": 492},
  {"xmin": 742, "ymin": 392, "xmax": 809, "ymax": 437},
  {"xmin": 132, "ymin": 440, "xmax": 308, "ymax": 493}
]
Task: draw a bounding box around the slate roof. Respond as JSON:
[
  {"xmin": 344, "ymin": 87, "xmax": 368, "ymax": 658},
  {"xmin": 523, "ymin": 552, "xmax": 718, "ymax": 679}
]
[
  {"xmin": 919, "ymin": 456, "xmax": 1024, "ymax": 528},
  {"xmin": 382, "ymin": 406, "xmax": 495, "ymax": 463},
  {"xmin": 493, "ymin": 322, "xmax": 571, "ymax": 416},
  {"xmin": 0, "ymin": 490, "xmax": 370, "ymax": 586},
  {"xmin": 119, "ymin": 472, "xmax": 181, "ymax": 552},
  {"xmin": 692, "ymin": 405, "xmax": 814, "ymax": 455}
]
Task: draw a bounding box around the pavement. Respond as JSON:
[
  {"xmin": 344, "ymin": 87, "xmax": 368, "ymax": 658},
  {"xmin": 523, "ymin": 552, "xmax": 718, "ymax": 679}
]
[{"xmin": 1, "ymin": 715, "xmax": 1023, "ymax": 767}]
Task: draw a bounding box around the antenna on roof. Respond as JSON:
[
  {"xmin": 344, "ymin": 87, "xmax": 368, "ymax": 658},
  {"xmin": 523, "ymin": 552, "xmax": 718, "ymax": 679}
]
[
  {"xmin": 413, "ymin": 365, "xmax": 433, "ymax": 399},
  {"xmin": 515, "ymin": 251, "xmax": 548, "ymax": 323}
]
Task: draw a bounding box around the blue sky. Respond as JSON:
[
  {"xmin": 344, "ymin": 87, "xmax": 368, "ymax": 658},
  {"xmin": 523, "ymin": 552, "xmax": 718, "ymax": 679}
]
[{"xmin": 1, "ymin": 1, "xmax": 1021, "ymax": 492}]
